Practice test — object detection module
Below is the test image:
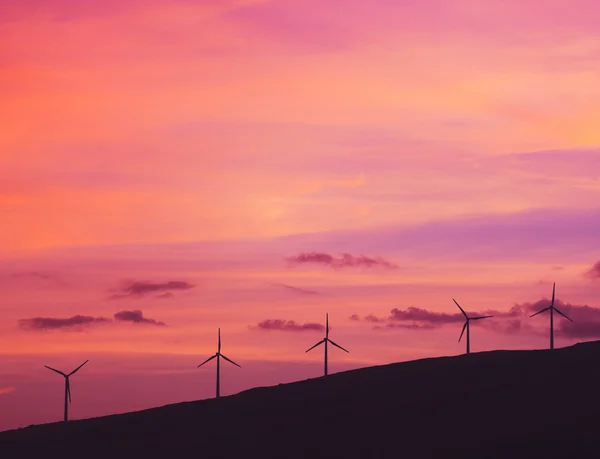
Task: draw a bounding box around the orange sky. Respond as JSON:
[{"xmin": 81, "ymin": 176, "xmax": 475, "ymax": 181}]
[{"xmin": 1, "ymin": 0, "xmax": 600, "ymax": 432}]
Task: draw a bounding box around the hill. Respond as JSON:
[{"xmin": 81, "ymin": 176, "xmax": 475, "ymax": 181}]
[{"xmin": 1, "ymin": 341, "xmax": 600, "ymax": 458}]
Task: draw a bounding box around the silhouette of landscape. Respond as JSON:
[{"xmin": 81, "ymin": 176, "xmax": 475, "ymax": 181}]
[
  {"xmin": 1, "ymin": 340, "xmax": 599, "ymax": 458},
  {"xmin": 4, "ymin": 1, "xmax": 600, "ymax": 457}
]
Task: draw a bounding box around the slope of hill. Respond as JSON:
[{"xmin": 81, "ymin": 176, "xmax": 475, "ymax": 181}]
[{"xmin": 1, "ymin": 341, "xmax": 600, "ymax": 458}]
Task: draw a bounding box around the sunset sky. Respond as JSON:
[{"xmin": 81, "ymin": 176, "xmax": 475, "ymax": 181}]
[{"xmin": 2, "ymin": 0, "xmax": 600, "ymax": 432}]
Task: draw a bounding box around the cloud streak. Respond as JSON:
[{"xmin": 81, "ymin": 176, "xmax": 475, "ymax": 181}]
[
  {"xmin": 271, "ymin": 283, "xmax": 320, "ymax": 295},
  {"xmin": 19, "ymin": 310, "xmax": 166, "ymax": 330},
  {"xmin": 285, "ymin": 252, "xmax": 398, "ymax": 270},
  {"xmin": 0, "ymin": 387, "xmax": 16, "ymax": 396},
  {"xmin": 108, "ymin": 280, "xmax": 195, "ymax": 299},
  {"xmin": 251, "ymin": 319, "xmax": 325, "ymax": 332}
]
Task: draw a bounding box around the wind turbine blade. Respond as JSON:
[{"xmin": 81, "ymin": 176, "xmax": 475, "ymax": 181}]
[
  {"xmin": 68, "ymin": 360, "xmax": 89, "ymax": 376},
  {"xmin": 218, "ymin": 328, "xmax": 221, "ymax": 352},
  {"xmin": 197, "ymin": 354, "xmax": 217, "ymax": 367},
  {"xmin": 529, "ymin": 307, "xmax": 550, "ymax": 318},
  {"xmin": 458, "ymin": 321, "xmax": 467, "ymax": 342},
  {"xmin": 453, "ymin": 299, "xmax": 468, "ymax": 318},
  {"xmin": 305, "ymin": 339, "xmax": 325, "ymax": 353},
  {"xmin": 471, "ymin": 315, "xmax": 493, "ymax": 320},
  {"xmin": 551, "ymin": 282, "xmax": 556, "ymax": 307},
  {"xmin": 327, "ymin": 339, "xmax": 349, "ymax": 353},
  {"xmin": 67, "ymin": 379, "xmax": 71, "ymax": 403},
  {"xmin": 220, "ymin": 354, "xmax": 241, "ymax": 368},
  {"xmin": 554, "ymin": 307, "xmax": 573, "ymax": 322},
  {"xmin": 44, "ymin": 366, "xmax": 67, "ymax": 377}
]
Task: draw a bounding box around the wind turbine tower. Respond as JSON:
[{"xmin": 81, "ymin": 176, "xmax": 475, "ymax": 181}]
[
  {"xmin": 453, "ymin": 299, "xmax": 493, "ymax": 354},
  {"xmin": 529, "ymin": 282, "xmax": 573, "ymax": 350},
  {"xmin": 197, "ymin": 328, "xmax": 241, "ymax": 398},
  {"xmin": 305, "ymin": 313, "xmax": 349, "ymax": 376},
  {"xmin": 44, "ymin": 360, "xmax": 89, "ymax": 423}
]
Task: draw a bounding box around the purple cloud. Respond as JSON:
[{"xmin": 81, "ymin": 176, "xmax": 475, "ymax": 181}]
[
  {"xmin": 19, "ymin": 315, "xmax": 111, "ymax": 331},
  {"xmin": 109, "ymin": 280, "xmax": 195, "ymax": 299},
  {"xmin": 252, "ymin": 319, "xmax": 325, "ymax": 332},
  {"xmin": 285, "ymin": 252, "xmax": 398, "ymax": 270},
  {"xmin": 389, "ymin": 307, "xmax": 464, "ymax": 325},
  {"xmin": 521, "ymin": 299, "xmax": 600, "ymax": 339},
  {"xmin": 358, "ymin": 298, "xmax": 600, "ymax": 340},
  {"xmin": 113, "ymin": 310, "xmax": 166, "ymax": 326},
  {"xmin": 359, "ymin": 304, "xmax": 523, "ymax": 332}
]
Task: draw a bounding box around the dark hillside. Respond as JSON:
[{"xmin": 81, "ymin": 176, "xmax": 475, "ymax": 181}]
[{"xmin": 2, "ymin": 341, "xmax": 599, "ymax": 458}]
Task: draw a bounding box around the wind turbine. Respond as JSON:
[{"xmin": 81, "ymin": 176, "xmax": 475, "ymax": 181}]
[
  {"xmin": 529, "ymin": 282, "xmax": 573, "ymax": 350},
  {"xmin": 305, "ymin": 313, "xmax": 349, "ymax": 376},
  {"xmin": 197, "ymin": 328, "xmax": 240, "ymax": 398},
  {"xmin": 453, "ymin": 299, "xmax": 493, "ymax": 354},
  {"xmin": 44, "ymin": 360, "xmax": 89, "ymax": 423}
]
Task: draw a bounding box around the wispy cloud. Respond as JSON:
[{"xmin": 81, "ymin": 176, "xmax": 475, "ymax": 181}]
[
  {"xmin": 271, "ymin": 283, "xmax": 320, "ymax": 295},
  {"xmin": 108, "ymin": 280, "xmax": 195, "ymax": 300},
  {"xmin": 285, "ymin": 252, "xmax": 398, "ymax": 270},
  {"xmin": 6, "ymin": 271, "xmax": 66, "ymax": 287},
  {"xmin": 0, "ymin": 387, "xmax": 16, "ymax": 396},
  {"xmin": 274, "ymin": 208, "xmax": 600, "ymax": 264},
  {"xmin": 584, "ymin": 261, "xmax": 600, "ymax": 280},
  {"xmin": 374, "ymin": 323, "xmax": 437, "ymax": 331},
  {"xmin": 251, "ymin": 319, "xmax": 325, "ymax": 332},
  {"xmin": 364, "ymin": 314, "xmax": 386, "ymax": 323},
  {"xmin": 156, "ymin": 292, "xmax": 174, "ymax": 299},
  {"xmin": 114, "ymin": 310, "xmax": 166, "ymax": 326},
  {"xmin": 19, "ymin": 315, "xmax": 111, "ymax": 331},
  {"xmin": 10, "ymin": 271, "xmax": 55, "ymax": 280}
]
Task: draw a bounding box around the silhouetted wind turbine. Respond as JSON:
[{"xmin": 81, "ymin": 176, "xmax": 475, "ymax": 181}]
[
  {"xmin": 529, "ymin": 282, "xmax": 573, "ymax": 350},
  {"xmin": 44, "ymin": 360, "xmax": 89, "ymax": 423},
  {"xmin": 453, "ymin": 299, "xmax": 493, "ymax": 354},
  {"xmin": 197, "ymin": 328, "xmax": 240, "ymax": 398},
  {"xmin": 305, "ymin": 313, "xmax": 349, "ymax": 376}
]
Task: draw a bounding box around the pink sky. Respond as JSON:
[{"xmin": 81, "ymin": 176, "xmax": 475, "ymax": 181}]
[{"xmin": 1, "ymin": 0, "xmax": 600, "ymax": 432}]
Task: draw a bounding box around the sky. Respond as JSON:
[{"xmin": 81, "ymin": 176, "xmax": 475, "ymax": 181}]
[{"xmin": 1, "ymin": 0, "xmax": 600, "ymax": 432}]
